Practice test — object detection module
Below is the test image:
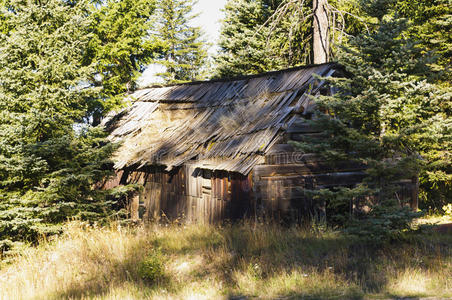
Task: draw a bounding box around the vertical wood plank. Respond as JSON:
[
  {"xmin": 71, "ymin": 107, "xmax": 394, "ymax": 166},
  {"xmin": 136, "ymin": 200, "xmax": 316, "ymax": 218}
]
[{"xmin": 130, "ymin": 193, "xmax": 140, "ymax": 221}]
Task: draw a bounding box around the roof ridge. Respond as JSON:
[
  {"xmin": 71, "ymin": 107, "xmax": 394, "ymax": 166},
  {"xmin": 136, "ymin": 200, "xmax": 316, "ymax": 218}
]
[{"xmin": 140, "ymin": 62, "xmax": 338, "ymax": 90}]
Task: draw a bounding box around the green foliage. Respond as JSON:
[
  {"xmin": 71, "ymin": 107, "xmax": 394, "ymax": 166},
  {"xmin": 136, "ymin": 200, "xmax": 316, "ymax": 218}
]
[
  {"xmin": 215, "ymin": 0, "xmax": 450, "ymax": 81},
  {"xmin": 0, "ymin": 0, "xmax": 123, "ymax": 251},
  {"xmin": 214, "ymin": 0, "xmax": 368, "ymax": 78},
  {"xmin": 88, "ymin": 0, "xmax": 165, "ymax": 121},
  {"xmin": 0, "ymin": 0, "xmax": 11, "ymax": 34},
  {"xmin": 153, "ymin": 0, "xmax": 207, "ymax": 84},
  {"xmin": 345, "ymin": 202, "xmax": 422, "ymax": 243},
  {"xmin": 349, "ymin": 1, "xmax": 452, "ymax": 211},
  {"xmin": 389, "ymin": 0, "xmax": 452, "ymax": 208},
  {"xmin": 0, "ymin": 128, "xmax": 119, "ymax": 249},
  {"xmin": 396, "ymin": 0, "xmax": 451, "ymax": 74},
  {"xmin": 215, "ymin": 0, "xmax": 291, "ymax": 77},
  {"xmin": 293, "ymin": 0, "xmax": 451, "ymax": 239},
  {"xmin": 137, "ymin": 250, "xmax": 165, "ymax": 283},
  {"xmin": 443, "ymin": 204, "xmax": 452, "ymax": 217}
]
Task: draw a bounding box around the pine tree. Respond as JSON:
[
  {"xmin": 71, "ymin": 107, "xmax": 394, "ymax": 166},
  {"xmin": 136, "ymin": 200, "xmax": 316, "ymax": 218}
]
[
  {"xmin": 0, "ymin": 0, "xmax": 10, "ymax": 34},
  {"xmin": 393, "ymin": 0, "xmax": 452, "ymax": 210},
  {"xmin": 293, "ymin": 2, "xmax": 451, "ymax": 240},
  {"xmin": 0, "ymin": 0, "xmax": 119, "ymax": 251},
  {"xmin": 88, "ymin": 0, "xmax": 165, "ymax": 124},
  {"xmin": 352, "ymin": 0, "xmax": 452, "ymax": 211},
  {"xmin": 215, "ymin": 0, "xmax": 311, "ymax": 77},
  {"xmin": 153, "ymin": 0, "xmax": 207, "ymax": 84},
  {"xmin": 215, "ymin": 0, "xmax": 281, "ymax": 77},
  {"xmin": 214, "ymin": 0, "xmax": 367, "ymax": 78},
  {"xmin": 359, "ymin": 0, "xmax": 451, "ymax": 76}
]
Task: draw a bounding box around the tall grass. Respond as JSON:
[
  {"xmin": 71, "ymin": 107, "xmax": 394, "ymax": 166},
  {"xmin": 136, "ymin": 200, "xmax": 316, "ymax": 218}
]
[{"xmin": 0, "ymin": 222, "xmax": 451, "ymax": 299}]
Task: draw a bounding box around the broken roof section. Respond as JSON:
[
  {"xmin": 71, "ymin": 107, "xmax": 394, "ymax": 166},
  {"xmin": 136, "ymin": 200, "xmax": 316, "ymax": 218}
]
[{"xmin": 104, "ymin": 63, "xmax": 336, "ymax": 174}]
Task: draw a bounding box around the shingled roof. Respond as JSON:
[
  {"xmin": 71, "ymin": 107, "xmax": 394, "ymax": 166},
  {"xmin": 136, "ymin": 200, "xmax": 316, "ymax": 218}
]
[{"xmin": 104, "ymin": 63, "xmax": 336, "ymax": 174}]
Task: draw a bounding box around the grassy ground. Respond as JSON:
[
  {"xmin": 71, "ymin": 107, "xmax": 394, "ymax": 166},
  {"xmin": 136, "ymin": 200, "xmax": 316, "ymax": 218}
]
[{"xmin": 0, "ymin": 219, "xmax": 451, "ymax": 300}]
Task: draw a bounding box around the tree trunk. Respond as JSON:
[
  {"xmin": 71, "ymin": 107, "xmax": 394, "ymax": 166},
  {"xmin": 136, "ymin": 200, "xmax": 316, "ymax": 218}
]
[
  {"xmin": 411, "ymin": 176, "xmax": 419, "ymax": 210},
  {"xmin": 312, "ymin": 0, "xmax": 329, "ymax": 64}
]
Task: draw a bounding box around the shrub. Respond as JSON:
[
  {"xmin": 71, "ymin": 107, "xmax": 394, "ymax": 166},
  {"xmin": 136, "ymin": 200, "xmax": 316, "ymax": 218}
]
[
  {"xmin": 443, "ymin": 204, "xmax": 452, "ymax": 217},
  {"xmin": 137, "ymin": 251, "xmax": 165, "ymax": 284},
  {"xmin": 345, "ymin": 199, "xmax": 422, "ymax": 243}
]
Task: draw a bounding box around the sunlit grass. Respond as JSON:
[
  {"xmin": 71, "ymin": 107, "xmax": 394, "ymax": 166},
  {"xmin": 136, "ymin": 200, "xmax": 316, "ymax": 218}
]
[
  {"xmin": 0, "ymin": 221, "xmax": 451, "ymax": 300},
  {"xmin": 415, "ymin": 213, "xmax": 452, "ymax": 226}
]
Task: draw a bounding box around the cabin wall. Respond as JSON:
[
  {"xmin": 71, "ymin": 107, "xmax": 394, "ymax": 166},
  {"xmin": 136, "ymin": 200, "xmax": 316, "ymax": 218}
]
[
  {"xmin": 253, "ymin": 145, "xmax": 368, "ymax": 222},
  {"xmin": 101, "ymin": 119, "xmax": 418, "ymax": 223},
  {"xmin": 103, "ymin": 159, "xmax": 417, "ymax": 224},
  {"xmin": 252, "ymin": 120, "xmax": 418, "ymax": 222},
  {"xmin": 253, "ymin": 146, "xmax": 417, "ymax": 222},
  {"xmin": 113, "ymin": 165, "xmax": 254, "ymax": 223}
]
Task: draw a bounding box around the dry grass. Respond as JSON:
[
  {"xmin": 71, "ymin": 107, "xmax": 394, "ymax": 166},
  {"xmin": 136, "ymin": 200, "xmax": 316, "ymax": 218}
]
[{"xmin": 0, "ymin": 221, "xmax": 451, "ymax": 300}]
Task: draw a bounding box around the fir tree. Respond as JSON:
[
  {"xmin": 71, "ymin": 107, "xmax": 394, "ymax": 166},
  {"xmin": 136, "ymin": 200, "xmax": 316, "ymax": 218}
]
[
  {"xmin": 353, "ymin": 0, "xmax": 452, "ymax": 211},
  {"xmin": 0, "ymin": 0, "xmax": 119, "ymax": 251},
  {"xmin": 293, "ymin": 2, "xmax": 451, "ymax": 239},
  {"xmin": 214, "ymin": 0, "xmax": 367, "ymax": 78},
  {"xmin": 389, "ymin": 0, "xmax": 451, "ymax": 72},
  {"xmin": 215, "ymin": 0, "xmax": 287, "ymax": 77},
  {"xmin": 393, "ymin": 0, "xmax": 452, "ymax": 210},
  {"xmin": 88, "ymin": 0, "xmax": 165, "ymax": 124},
  {"xmin": 154, "ymin": 0, "xmax": 207, "ymax": 84},
  {"xmin": 0, "ymin": 0, "xmax": 10, "ymax": 34}
]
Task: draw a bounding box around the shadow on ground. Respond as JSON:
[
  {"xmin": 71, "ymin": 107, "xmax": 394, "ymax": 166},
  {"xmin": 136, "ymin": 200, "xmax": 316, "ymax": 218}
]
[{"xmin": 39, "ymin": 223, "xmax": 452, "ymax": 299}]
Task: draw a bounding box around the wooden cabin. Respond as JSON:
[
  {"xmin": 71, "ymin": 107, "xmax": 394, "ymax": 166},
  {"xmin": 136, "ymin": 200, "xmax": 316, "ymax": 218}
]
[{"xmin": 102, "ymin": 63, "xmax": 418, "ymax": 223}]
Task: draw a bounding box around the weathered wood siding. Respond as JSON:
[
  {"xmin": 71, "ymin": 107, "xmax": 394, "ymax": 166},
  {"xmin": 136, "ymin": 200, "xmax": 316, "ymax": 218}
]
[
  {"xmin": 100, "ymin": 63, "xmax": 419, "ymax": 223},
  {"xmin": 101, "ymin": 120, "xmax": 418, "ymax": 223},
  {"xmin": 251, "ymin": 120, "xmax": 417, "ymax": 222},
  {"xmin": 112, "ymin": 165, "xmax": 254, "ymax": 223}
]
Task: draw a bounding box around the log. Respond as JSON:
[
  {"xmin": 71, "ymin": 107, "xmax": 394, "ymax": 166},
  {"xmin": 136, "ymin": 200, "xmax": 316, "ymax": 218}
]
[
  {"xmin": 290, "ymin": 133, "xmax": 326, "ymax": 142},
  {"xmin": 257, "ymin": 171, "xmax": 367, "ymax": 187},
  {"xmin": 254, "ymin": 162, "xmax": 367, "ymax": 178},
  {"xmin": 265, "ymin": 153, "xmax": 320, "ymax": 165},
  {"xmin": 286, "ymin": 123, "xmax": 322, "ymax": 133},
  {"xmin": 266, "ymin": 143, "xmax": 296, "ymax": 154}
]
